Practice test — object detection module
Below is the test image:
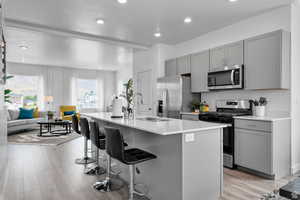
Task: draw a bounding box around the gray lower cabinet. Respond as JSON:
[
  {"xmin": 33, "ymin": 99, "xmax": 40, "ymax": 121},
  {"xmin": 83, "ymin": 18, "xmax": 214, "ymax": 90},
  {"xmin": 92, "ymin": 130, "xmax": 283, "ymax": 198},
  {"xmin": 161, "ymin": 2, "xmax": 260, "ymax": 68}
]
[
  {"xmin": 181, "ymin": 114, "xmax": 199, "ymax": 121},
  {"xmin": 244, "ymin": 30, "xmax": 290, "ymax": 90},
  {"xmin": 235, "ymin": 128, "xmax": 272, "ymax": 175},
  {"xmin": 234, "ymin": 118, "xmax": 291, "ymax": 179},
  {"xmin": 176, "ymin": 55, "xmax": 191, "ymax": 75},
  {"xmin": 190, "ymin": 50, "xmax": 210, "ymax": 92},
  {"xmin": 165, "ymin": 59, "xmax": 177, "ymax": 76}
]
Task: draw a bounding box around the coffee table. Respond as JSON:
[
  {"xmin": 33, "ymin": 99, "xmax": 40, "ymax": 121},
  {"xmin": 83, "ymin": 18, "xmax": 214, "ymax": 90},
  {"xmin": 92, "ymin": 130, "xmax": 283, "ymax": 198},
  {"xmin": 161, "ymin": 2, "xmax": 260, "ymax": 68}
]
[
  {"xmin": 37, "ymin": 120, "xmax": 72, "ymax": 137},
  {"xmin": 280, "ymin": 178, "xmax": 300, "ymax": 199}
]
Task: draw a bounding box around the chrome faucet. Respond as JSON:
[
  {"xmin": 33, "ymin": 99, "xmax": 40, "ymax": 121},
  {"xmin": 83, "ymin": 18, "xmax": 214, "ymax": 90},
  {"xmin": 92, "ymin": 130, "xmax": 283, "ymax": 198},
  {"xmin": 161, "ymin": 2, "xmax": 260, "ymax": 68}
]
[{"xmin": 131, "ymin": 92, "xmax": 143, "ymax": 119}]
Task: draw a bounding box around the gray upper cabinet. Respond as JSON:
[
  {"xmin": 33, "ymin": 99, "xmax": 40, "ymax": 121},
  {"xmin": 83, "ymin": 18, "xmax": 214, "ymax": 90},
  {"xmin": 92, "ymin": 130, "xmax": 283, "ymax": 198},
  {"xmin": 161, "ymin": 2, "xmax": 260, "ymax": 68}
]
[
  {"xmin": 165, "ymin": 59, "xmax": 177, "ymax": 76},
  {"xmin": 176, "ymin": 55, "xmax": 191, "ymax": 75},
  {"xmin": 226, "ymin": 41, "xmax": 244, "ymax": 66},
  {"xmin": 210, "ymin": 41, "xmax": 244, "ymax": 71},
  {"xmin": 191, "ymin": 50, "xmax": 210, "ymax": 93},
  {"xmin": 244, "ymin": 30, "xmax": 290, "ymax": 90},
  {"xmin": 209, "ymin": 46, "xmax": 226, "ymax": 71}
]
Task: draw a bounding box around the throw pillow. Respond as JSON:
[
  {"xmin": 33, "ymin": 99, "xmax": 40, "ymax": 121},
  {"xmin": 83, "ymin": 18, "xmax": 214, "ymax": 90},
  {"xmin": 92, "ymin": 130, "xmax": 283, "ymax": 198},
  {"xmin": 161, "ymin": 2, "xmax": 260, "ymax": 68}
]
[
  {"xmin": 33, "ymin": 108, "xmax": 40, "ymax": 118},
  {"xmin": 8, "ymin": 109, "xmax": 20, "ymax": 120},
  {"xmin": 19, "ymin": 108, "xmax": 34, "ymax": 119},
  {"xmin": 64, "ymin": 111, "xmax": 75, "ymax": 116}
]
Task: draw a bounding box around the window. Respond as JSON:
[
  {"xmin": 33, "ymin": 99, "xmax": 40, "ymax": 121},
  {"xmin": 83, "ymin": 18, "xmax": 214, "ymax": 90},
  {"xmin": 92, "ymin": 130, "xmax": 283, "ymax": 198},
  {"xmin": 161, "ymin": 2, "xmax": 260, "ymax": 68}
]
[
  {"xmin": 75, "ymin": 79, "xmax": 98, "ymax": 109},
  {"xmin": 6, "ymin": 74, "xmax": 44, "ymax": 109}
]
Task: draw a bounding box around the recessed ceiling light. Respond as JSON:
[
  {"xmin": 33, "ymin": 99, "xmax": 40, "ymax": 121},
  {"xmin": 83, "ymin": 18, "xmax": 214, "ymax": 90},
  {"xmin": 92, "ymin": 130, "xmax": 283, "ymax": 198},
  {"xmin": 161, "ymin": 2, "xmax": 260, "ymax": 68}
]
[
  {"xmin": 228, "ymin": 0, "xmax": 239, "ymax": 2},
  {"xmin": 19, "ymin": 45, "xmax": 28, "ymax": 50},
  {"xmin": 154, "ymin": 32, "xmax": 161, "ymax": 38},
  {"xmin": 96, "ymin": 18, "xmax": 105, "ymax": 25},
  {"xmin": 118, "ymin": 0, "xmax": 127, "ymax": 4},
  {"xmin": 184, "ymin": 17, "xmax": 192, "ymax": 24}
]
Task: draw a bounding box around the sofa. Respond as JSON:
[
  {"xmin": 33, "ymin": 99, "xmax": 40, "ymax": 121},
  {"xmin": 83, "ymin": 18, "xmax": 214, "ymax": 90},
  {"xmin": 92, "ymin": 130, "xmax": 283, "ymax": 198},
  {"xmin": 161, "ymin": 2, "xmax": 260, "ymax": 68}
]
[{"xmin": 6, "ymin": 109, "xmax": 45, "ymax": 135}]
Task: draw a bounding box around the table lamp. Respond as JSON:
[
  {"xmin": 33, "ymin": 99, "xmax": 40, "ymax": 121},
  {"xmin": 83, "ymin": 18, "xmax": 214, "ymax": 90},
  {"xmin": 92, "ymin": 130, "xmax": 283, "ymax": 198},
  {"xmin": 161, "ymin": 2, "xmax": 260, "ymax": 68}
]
[{"xmin": 44, "ymin": 96, "xmax": 54, "ymax": 120}]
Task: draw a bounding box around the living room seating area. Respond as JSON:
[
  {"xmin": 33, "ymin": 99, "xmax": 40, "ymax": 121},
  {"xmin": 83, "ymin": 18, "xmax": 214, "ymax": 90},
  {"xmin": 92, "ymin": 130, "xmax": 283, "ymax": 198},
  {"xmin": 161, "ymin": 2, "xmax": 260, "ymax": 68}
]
[{"xmin": 6, "ymin": 108, "xmax": 45, "ymax": 135}]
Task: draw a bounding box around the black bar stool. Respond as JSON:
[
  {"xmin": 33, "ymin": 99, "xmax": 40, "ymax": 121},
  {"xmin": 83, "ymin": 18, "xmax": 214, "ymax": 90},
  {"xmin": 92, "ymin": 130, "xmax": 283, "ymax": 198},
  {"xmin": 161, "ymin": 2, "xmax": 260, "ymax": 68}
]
[
  {"xmin": 92, "ymin": 126, "xmax": 128, "ymax": 192},
  {"xmin": 72, "ymin": 114, "xmax": 87, "ymax": 165},
  {"xmin": 75, "ymin": 117, "xmax": 95, "ymax": 165},
  {"xmin": 88, "ymin": 121, "xmax": 106, "ymax": 175},
  {"xmin": 104, "ymin": 127, "xmax": 156, "ymax": 200}
]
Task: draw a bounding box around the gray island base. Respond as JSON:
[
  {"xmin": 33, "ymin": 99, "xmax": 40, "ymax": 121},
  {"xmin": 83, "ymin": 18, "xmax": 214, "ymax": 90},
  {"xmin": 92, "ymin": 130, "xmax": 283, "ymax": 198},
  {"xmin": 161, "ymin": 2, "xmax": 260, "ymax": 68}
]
[{"xmin": 83, "ymin": 112, "xmax": 226, "ymax": 200}]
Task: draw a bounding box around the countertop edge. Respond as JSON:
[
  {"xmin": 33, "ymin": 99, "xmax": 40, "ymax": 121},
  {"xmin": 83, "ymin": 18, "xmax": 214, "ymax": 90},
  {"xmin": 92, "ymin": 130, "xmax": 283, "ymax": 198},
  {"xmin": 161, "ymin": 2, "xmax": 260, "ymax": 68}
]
[
  {"xmin": 233, "ymin": 116, "xmax": 291, "ymax": 122},
  {"xmin": 82, "ymin": 113, "xmax": 227, "ymax": 136}
]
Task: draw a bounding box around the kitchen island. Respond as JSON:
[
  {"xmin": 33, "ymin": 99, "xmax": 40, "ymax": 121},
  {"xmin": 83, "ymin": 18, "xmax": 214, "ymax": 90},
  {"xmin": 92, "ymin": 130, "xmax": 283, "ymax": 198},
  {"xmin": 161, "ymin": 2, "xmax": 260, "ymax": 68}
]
[{"xmin": 82, "ymin": 112, "xmax": 227, "ymax": 200}]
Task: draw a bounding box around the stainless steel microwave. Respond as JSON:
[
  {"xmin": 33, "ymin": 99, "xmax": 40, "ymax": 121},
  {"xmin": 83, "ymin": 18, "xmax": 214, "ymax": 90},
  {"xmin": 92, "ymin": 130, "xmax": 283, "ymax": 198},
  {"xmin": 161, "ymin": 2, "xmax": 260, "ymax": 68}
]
[{"xmin": 207, "ymin": 65, "xmax": 244, "ymax": 90}]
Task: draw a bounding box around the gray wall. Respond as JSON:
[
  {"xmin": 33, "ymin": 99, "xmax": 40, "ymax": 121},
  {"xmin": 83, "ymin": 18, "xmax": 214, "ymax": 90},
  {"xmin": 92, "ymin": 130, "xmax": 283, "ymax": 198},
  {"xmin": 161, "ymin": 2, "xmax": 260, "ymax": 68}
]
[{"xmin": 0, "ymin": 84, "xmax": 7, "ymax": 173}]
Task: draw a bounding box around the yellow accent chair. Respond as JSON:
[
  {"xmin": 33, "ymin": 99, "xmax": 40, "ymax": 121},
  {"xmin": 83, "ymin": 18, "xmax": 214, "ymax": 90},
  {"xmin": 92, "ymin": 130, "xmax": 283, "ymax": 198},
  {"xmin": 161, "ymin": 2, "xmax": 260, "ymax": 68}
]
[{"xmin": 60, "ymin": 105, "xmax": 80, "ymax": 121}]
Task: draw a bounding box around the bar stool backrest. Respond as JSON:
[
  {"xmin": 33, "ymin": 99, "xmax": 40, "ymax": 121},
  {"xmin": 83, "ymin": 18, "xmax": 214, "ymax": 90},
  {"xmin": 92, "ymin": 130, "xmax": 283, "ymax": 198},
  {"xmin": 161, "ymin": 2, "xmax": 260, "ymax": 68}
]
[
  {"xmin": 89, "ymin": 121, "xmax": 105, "ymax": 149},
  {"xmin": 71, "ymin": 114, "xmax": 80, "ymax": 134},
  {"xmin": 79, "ymin": 117, "xmax": 90, "ymax": 139},
  {"xmin": 104, "ymin": 127, "xmax": 125, "ymax": 163}
]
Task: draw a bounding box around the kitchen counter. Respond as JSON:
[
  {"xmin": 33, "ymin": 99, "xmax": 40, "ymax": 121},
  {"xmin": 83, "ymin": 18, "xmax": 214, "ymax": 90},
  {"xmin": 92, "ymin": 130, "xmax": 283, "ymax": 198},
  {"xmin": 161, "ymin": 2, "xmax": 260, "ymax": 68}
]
[
  {"xmin": 180, "ymin": 112, "xmax": 200, "ymax": 115},
  {"xmin": 234, "ymin": 113, "xmax": 291, "ymax": 122},
  {"xmin": 82, "ymin": 112, "xmax": 224, "ymax": 200},
  {"xmin": 82, "ymin": 112, "xmax": 227, "ymax": 136}
]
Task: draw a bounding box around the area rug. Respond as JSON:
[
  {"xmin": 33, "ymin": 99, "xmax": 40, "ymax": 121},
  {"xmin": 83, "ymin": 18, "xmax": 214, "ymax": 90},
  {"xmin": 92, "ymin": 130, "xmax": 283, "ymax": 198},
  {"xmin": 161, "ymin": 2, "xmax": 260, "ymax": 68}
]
[{"xmin": 8, "ymin": 128, "xmax": 81, "ymax": 146}]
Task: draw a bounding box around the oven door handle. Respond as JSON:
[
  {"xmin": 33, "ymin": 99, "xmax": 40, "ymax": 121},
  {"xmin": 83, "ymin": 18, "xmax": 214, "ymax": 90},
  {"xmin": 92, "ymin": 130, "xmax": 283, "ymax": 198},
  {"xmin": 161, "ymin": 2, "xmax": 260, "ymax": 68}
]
[{"xmin": 230, "ymin": 70, "xmax": 235, "ymax": 85}]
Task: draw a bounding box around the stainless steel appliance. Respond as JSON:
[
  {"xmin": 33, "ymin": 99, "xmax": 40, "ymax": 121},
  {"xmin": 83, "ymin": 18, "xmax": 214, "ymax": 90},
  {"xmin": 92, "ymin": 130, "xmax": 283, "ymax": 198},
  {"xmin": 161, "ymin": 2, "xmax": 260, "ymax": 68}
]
[
  {"xmin": 208, "ymin": 65, "xmax": 244, "ymax": 90},
  {"xmin": 198, "ymin": 99, "xmax": 252, "ymax": 169},
  {"xmin": 157, "ymin": 76, "xmax": 200, "ymax": 119}
]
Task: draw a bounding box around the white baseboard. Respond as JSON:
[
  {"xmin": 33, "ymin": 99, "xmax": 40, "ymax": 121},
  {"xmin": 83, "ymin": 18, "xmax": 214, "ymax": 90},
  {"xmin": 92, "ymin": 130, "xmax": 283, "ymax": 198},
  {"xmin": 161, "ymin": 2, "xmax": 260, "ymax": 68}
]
[{"xmin": 292, "ymin": 163, "xmax": 300, "ymax": 174}]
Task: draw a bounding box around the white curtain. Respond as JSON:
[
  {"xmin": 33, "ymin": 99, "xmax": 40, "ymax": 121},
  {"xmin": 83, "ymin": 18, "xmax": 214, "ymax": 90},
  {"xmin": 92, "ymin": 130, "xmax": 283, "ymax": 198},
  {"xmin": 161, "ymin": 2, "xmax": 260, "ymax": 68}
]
[{"xmin": 7, "ymin": 62, "xmax": 116, "ymax": 113}]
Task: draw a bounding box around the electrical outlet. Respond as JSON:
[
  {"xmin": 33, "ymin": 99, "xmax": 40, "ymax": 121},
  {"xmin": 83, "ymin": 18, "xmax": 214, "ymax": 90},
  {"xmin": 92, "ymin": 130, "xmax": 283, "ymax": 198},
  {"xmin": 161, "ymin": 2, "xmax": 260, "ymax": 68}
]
[{"xmin": 185, "ymin": 133, "xmax": 195, "ymax": 142}]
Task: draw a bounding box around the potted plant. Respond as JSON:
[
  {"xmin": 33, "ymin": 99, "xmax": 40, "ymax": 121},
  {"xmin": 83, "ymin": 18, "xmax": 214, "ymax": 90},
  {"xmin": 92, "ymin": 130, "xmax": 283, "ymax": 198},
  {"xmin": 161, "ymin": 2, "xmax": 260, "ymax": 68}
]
[
  {"xmin": 47, "ymin": 111, "xmax": 54, "ymax": 120},
  {"xmin": 4, "ymin": 75, "xmax": 13, "ymax": 103},
  {"xmin": 120, "ymin": 79, "xmax": 134, "ymax": 118},
  {"xmin": 250, "ymin": 97, "xmax": 268, "ymax": 117},
  {"xmin": 190, "ymin": 100, "xmax": 201, "ymax": 112}
]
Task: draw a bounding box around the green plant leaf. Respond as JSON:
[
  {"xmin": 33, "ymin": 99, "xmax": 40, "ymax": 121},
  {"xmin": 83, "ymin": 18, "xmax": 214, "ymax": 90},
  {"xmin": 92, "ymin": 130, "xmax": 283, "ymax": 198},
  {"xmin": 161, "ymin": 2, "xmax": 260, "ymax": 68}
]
[
  {"xmin": 5, "ymin": 75, "xmax": 14, "ymax": 80},
  {"xmin": 4, "ymin": 89, "xmax": 12, "ymax": 95}
]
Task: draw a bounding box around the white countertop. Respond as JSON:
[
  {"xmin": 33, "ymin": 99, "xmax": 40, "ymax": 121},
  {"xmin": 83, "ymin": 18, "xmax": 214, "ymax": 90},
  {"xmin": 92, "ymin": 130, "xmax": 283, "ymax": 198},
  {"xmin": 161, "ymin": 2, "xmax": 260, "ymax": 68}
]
[
  {"xmin": 234, "ymin": 113, "xmax": 291, "ymax": 122},
  {"xmin": 82, "ymin": 112, "xmax": 227, "ymax": 136}
]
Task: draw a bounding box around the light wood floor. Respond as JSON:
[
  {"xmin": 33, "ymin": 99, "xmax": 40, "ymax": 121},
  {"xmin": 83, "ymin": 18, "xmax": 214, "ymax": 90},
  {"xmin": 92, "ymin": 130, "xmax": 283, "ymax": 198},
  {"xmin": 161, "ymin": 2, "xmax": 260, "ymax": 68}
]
[{"xmin": 0, "ymin": 137, "xmax": 296, "ymax": 200}]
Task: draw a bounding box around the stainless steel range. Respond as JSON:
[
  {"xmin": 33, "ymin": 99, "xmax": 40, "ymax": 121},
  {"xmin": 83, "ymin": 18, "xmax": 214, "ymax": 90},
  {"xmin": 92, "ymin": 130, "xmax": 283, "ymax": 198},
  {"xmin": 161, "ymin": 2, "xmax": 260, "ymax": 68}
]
[{"xmin": 198, "ymin": 99, "xmax": 252, "ymax": 169}]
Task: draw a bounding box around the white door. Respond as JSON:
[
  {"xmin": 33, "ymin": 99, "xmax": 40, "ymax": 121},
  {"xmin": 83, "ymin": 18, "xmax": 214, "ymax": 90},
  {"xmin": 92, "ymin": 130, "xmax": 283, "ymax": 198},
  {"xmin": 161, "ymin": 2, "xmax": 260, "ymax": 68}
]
[{"xmin": 137, "ymin": 70, "xmax": 153, "ymax": 115}]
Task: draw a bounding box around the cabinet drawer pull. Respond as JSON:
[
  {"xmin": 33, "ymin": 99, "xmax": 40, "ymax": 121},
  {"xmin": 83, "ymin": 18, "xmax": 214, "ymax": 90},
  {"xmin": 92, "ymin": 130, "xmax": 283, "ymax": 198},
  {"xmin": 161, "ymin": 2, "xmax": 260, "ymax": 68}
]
[{"xmin": 248, "ymin": 124, "xmax": 257, "ymax": 127}]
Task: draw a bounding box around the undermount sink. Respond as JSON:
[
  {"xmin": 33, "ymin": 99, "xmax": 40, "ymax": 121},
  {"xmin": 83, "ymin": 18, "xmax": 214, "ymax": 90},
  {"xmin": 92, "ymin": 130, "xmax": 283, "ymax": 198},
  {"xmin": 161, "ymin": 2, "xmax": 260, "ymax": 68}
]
[{"xmin": 136, "ymin": 117, "xmax": 170, "ymax": 122}]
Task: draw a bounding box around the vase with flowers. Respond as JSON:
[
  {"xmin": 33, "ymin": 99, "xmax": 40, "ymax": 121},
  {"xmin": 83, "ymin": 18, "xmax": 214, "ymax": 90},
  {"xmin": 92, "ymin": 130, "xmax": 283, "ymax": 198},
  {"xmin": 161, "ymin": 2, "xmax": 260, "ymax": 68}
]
[
  {"xmin": 250, "ymin": 97, "xmax": 268, "ymax": 117},
  {"xmin": 120, "ymin": 79, "xmax": 134, "ymax": 119}
]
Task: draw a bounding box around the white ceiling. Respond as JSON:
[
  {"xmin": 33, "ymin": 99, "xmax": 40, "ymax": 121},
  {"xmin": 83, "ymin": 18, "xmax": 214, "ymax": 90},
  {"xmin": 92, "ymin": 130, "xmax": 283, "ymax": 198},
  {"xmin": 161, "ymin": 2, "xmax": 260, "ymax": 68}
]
[
  {"xmin": 6, "ymin": 27, "xmax": 133, "ymax": 70},
  {"xmin": 4, "ymin": 0, "xmax": 292, "ymax": 69},
  {"xmin": 6, "ymin": 0, "xmax": 292, "ymax": 45}
]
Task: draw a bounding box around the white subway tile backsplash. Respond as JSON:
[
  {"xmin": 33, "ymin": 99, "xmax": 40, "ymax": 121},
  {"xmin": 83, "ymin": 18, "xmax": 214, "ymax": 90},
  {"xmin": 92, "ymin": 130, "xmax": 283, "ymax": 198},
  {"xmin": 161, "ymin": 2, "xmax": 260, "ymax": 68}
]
[{"xmin": 202, "ymin": 89, "xmax": 290, "ymax": 114}]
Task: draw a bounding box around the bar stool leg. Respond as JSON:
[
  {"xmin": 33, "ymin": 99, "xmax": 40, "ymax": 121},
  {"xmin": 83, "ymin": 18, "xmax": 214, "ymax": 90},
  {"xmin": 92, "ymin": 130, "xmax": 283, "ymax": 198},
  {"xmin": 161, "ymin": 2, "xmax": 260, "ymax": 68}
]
[
  {"xmin": 93, "ymin": 155, "xmax": 111, "ymax": 191},
  {"xmin": 92, "ymin": 155, "xmax": 124, "ymax": 192},
  {"xmin": 129, "ymin": 165, "xmax": 135, "ymax": 200},
  {"xmin": 129, "ymin": 165, "xmax": 150, "ymax": 200},
  {"xmin": 85, "ymin": 147, "xmax": 105, "ymax": 175},
  {"xmin": 75, "ymin": 136, "xmax": 95, "ymax": 165}
]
